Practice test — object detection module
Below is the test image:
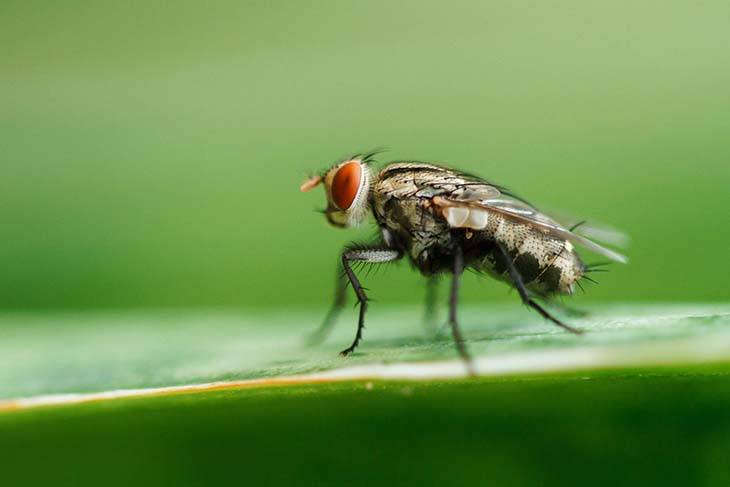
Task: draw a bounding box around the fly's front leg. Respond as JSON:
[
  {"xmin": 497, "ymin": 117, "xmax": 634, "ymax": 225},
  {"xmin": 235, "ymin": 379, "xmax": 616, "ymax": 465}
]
[
  {"xmin": 306, "ymin": 265, "xmax": 347, "ymax": 345},
  {"xmin": 340, "ymin": 246, "xmax": 403, "ymax": 356},
  {"xmin": 497, "ymin": 242, "xmax": 583, "ymax": 335},
  {"xmin": 448, "ymin": 246, "xmax": 476, "ymax": 375}
]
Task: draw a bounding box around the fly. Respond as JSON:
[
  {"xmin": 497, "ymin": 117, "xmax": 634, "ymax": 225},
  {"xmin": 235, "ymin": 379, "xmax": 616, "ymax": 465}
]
[{"xmin": 300, "ymin": 152, "xmax": 628, "ymax": 372}]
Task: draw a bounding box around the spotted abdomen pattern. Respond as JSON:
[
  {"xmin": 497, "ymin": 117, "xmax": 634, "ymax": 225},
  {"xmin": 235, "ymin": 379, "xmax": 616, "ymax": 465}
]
[{"xmin": 476, "ymin": 213, "xmax": 585, "ymax": 295}]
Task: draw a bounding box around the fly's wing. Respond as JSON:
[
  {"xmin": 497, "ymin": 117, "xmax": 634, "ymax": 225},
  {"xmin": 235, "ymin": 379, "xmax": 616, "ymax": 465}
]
[
  {"xmin": 483, "ymin": 198, "xmax": 627, "ymax": 263},
  {"xmin": 419, "ymin": 170, "xmax": 628, "ymax": 264},
  {"xmin": 542, "ymin": 210, "xmax": 630, "ymax": 248}
]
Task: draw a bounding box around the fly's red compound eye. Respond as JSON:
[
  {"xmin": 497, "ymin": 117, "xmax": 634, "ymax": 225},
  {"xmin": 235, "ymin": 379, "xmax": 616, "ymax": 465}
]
[{"xmin": 331, "ymin": 162, "xmax": 362, "ymax": 210}]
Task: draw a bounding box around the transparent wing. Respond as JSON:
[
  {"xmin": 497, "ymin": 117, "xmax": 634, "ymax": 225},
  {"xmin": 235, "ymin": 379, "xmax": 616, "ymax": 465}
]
[
  {"xmin": 434, "ymin": 194, "xmax": 629, "ymax": 264},
  {"xmin": 543, "ymin": 210, "xmax": 630, "ymax": 248}
]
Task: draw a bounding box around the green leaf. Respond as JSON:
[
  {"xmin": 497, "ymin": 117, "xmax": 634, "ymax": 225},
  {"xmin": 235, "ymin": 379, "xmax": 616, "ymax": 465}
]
[
  {"xmin": 1, "ymin": 304, "xmax": 728, "ymax": 404},
  {"xmin": 2, "ymin": 304, "xmax": 730, "ymax": 486}
]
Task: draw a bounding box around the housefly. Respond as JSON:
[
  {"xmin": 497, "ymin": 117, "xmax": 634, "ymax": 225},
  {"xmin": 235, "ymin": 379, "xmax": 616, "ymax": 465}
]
[{"xmin": 300, "ymin": 152, "xmax": 627, "ymax": 370}]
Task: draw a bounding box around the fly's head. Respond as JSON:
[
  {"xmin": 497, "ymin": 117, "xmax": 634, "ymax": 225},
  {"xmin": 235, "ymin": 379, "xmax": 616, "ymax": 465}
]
[{"xmin": 300, "ymin": 156, "xmax": 373, "ymax": 228}]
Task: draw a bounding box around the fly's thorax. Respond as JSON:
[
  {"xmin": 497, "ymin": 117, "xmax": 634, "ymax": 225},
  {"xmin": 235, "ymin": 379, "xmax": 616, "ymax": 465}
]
[
  {"xmin": 372, "ymin": 162, "xmax": 452, "ymax": 232},
  {"xmin": 372, "ymin": 178, "xmax": 453, "ymax": 264}
]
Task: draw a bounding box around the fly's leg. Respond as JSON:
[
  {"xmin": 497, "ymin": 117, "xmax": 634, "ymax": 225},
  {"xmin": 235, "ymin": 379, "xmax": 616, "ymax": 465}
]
[
  {"xmin": 339, "ymin": 246, "xmax": 402, "ymax": 356},
  {"xmin": 448, "ymin": 246, "xmax": 476, "ymax": 375},
  {"xmin": 306, "ymin": 265, "xmax": 347, "ymax": 346},
  {"xmin": 497, "ymin": 242, "xmax": 583, "ymax": 335},
  {"xmin": 422, "ymin": 275, "xmax": 440, "ymax": 335},
  {"xmin": 537, "ymin": 297, "xmax": 588, "ymax": 318}
]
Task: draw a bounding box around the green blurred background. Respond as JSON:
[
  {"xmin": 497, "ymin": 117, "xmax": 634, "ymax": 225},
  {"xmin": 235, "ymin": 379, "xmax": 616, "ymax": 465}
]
[{"xmin": 2, "ymin": 0, "xmax": 729, "ymax": 311}]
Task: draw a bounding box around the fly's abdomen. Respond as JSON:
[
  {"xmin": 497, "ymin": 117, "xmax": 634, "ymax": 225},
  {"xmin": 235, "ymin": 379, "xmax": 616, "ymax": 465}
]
[{"xmin": 477, "ymin": 215, "xmax": 585, "ymax": 295}]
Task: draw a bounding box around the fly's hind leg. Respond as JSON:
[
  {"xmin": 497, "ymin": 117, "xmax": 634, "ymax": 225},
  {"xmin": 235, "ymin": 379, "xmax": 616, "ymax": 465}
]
[
  {"xmin": 306, "ymin": 265, "xmax": 347, "ymax": 346},
  {"xmin": 339, "ymin": 245, "xmax": 402, "ymax": 356},
  {"xmin": 497, "ymin": 242, "xmax": 584, "ymax": 335},
  {"xmin": 448, "ymin": 246, "xmax": 476, "ymax": 375},
  {"xmin": 536, "ymin": 297, "xmax": 589, "ymax": 318},
  {"xmin": 422, "ymin": 275, "xmax": 440, "ymax": 336}
]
